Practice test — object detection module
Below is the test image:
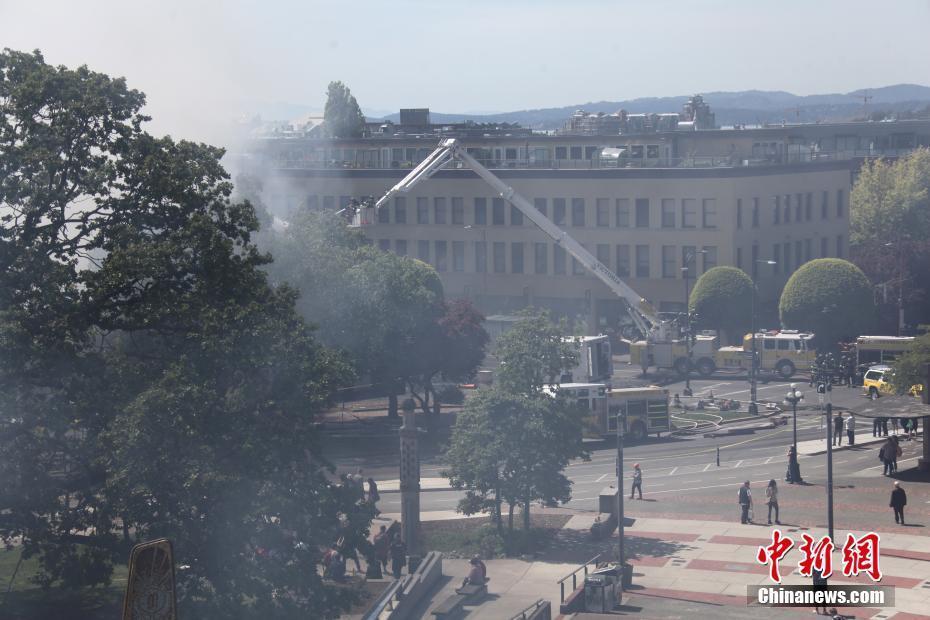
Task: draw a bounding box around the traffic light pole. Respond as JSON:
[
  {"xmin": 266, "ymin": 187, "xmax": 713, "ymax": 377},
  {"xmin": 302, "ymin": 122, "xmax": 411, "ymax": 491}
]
[{"xmin": 616, "ymin": 402, "xmax": 626, "ymax": 601}]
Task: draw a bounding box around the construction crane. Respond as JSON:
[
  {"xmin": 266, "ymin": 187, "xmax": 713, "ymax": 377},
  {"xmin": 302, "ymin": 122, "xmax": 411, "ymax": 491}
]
[{"xmin": 350, "ymin": 138, "xmax": 676, "ymax": 343}]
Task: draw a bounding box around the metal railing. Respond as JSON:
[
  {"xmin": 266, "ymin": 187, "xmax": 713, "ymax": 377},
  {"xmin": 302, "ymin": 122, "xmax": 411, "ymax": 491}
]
[
  {"xmin": 557, "ymin": 553, "xmax": 602, "ymax": 603},
  {"xmin": 263, "ymin": 147, "xmax": 920, "ymax": 172},
  {"xmin": 361, "ymin": 575, "xmax": 409, "ymax": 620},
  {"xmin": 509, "ymin": 598, "xmax": 550, "ymax": 620}
]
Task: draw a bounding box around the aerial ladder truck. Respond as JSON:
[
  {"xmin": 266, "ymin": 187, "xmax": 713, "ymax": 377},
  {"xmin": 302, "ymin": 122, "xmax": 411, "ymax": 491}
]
[{"xmin": 349, "ymin": 138, "xmax": 699, "ymax": 375}]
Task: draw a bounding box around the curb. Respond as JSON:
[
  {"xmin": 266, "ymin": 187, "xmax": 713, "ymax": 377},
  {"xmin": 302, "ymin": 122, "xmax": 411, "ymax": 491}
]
[{"xmin": 379, "ymin": 486, "xmax": 453, "ymax": 495}]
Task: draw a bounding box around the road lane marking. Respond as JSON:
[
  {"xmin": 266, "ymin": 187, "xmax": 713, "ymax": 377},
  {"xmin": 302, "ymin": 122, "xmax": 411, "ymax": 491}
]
[
  {"xmin": 596, "ymin": 473, "xmax": 607, "ymax": 482},
  {"xmin": 734, "ymin": 460, "xmax": 743, "ymax": 468},
  {"xmin": 669, "ymin": 467, "xmax": 678, "ymax": 476},
  {"xmin": 765, "ymin": 457, "xmax": 773, "ymax": 464},
  {"xmin": 703, "ymin": 464, "xmax": 711, "ymax": 472},
  {"xmin": 646, "ymin": 478, "xmax": 776, "ymax": 495}
]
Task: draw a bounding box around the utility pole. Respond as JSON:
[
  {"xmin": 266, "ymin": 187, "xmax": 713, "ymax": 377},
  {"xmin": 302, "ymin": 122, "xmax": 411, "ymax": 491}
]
[
  {"xmin": 682, "ymin": 250, "xmax": 705, "ymax": 397},
  {"xmin": 825, "ymin": 401, "xmax": 835, "ymax": 540},
  {"xmin": 399, "ymin": 399, "xmax": 420, "ymax": 561},
  {"xmin": 749, "ymin": 261, "xmax": 776, "ymax": 415},
  {"xmin": 617, "ymin": 402, "xmax": 625, "ymax": 568}
]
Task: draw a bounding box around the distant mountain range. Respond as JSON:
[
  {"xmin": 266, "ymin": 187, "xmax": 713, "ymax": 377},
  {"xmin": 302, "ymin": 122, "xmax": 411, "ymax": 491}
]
[{"xmin": 372, "ymin": 84, "xmax": 930, "ymax": 129}]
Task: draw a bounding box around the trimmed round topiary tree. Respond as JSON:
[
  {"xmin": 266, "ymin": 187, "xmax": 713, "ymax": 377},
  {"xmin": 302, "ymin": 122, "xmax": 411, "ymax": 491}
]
[
  {"xmin": 779, "ymin": 258, "xmax": 875, "ymax": 349},
  {"xmin": 689, "ymin": 266, "xmax": 754, "ymax": 344}
]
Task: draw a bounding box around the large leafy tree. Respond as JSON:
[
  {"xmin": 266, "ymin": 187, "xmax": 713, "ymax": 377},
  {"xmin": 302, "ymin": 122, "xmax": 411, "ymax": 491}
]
[
  {"xmin": 445, "ymin": 311, "xmax": 586, "ymax": 535},
  {"xmin": 493, "ymin": 309, "xmax": 579, "ymax": 394},
  {"xmin": 323, "ymin": 80, "xmax": 366, "ymax": 139},
  {"xmin": 851, "ymin": 149, "xmax": 930, "ymax": 332},
  {"xmin": 778, "ymin": 258, "xmax": 875, "ymax": 349},
  {"xmin": 0, "ymin": 49, "xmax": 364, "ymax": 618},
  {"xmin": 264, "ymin": 210, "xmax": 488, "ymax": 417}
]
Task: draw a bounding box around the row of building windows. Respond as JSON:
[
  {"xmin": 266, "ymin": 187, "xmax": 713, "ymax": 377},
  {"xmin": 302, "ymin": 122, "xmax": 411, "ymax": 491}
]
[
  {"xmin": 306, "ymin": 191, "xmax": 843, "ymax": 230},
  {"xmin": 374, "ymin": 239, "xmax": 719, "ymax": 278},
  {"xmin": 359, "ymin": 196, "xmax": 722, "ymax": 229},
  {"xmin": 376, "ymin": 235, "xmax": 846, "ymax": 279},
  {"xmin": 755, "ymin": 189, "xmax": 845, "ymax": 228}
]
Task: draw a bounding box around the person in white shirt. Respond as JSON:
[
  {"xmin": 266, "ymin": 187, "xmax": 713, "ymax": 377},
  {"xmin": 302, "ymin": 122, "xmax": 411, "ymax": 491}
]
[{"xmin": 845, "ymin": 414, "xmax": 856, "ymax": 446}]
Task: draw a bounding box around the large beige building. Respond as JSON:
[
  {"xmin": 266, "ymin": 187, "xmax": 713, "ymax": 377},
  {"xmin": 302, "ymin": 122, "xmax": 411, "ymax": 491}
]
[{"xmin": 243, "ymin": 119, "xmax": 930, "ymax": 333}]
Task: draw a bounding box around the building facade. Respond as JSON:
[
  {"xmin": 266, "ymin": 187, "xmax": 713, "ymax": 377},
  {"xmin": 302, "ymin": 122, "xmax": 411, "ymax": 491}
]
[{"xmin": 239, "ymin": 119, "xmax": 930, "ymax": 333}]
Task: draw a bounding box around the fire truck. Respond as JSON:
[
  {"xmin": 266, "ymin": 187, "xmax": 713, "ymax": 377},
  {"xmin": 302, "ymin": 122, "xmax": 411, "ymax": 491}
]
[
  {"xmin": 542, "ymin": 383, "xmax": 670, "ymax": 442},
  {"xmin": 631, "ymin": 329, "xmax": 816, "ymax": 380}
]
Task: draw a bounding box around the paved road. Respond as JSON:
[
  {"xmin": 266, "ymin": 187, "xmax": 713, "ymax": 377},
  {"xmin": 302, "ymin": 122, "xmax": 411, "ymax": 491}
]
[{"xmin": 337, "ymin": 365, "xmax": 929, "ymax": 533}]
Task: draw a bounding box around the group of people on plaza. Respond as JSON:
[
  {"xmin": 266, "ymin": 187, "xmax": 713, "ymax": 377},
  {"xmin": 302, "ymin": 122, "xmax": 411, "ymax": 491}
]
[
  {"xmin": 871, "ymin": 415, "xmax": 921, "ymax": 440},
  {"xmin": 738, "ymin": 479, "xmax": 782, "ymax": 525},
  {"xmin": 738, "ymin": 478, "xmax": 909, "ymax": 526},
  {"xmin": 830, "ymin": 412, "xmax": 857, "ymax": 446},
  {"xmin": 322, "ymin": 468, "xmax": 410, "ymax": 582},
  {"xmin": 810, "ymin": 350, "xmax": 863, "ymax": 389}
]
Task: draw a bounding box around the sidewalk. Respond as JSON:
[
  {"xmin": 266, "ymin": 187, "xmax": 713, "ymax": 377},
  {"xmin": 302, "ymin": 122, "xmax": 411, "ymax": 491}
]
[
  {"xmin": 377, "ymin": 477, "xmax": 452, "ymax": 493},
  {"xmin": 406, "ymin": 513, "xmax": 930, "ymax": 620},
  {"xmin": 798, "ymin": 430, "xmax": 920, "ymax": 456}
]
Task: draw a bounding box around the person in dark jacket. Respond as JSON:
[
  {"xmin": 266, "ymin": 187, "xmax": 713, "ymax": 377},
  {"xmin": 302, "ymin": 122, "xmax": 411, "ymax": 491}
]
[
  {"xmin": 880, "ymin": 437, "xmax": 896, "ymax": 476},
  {"xmin": 738, "ymin": 481, "xmax": 752, "ymax": 524},
  {"xmin": 890, "ymin": 481, "xmax": 907, "ymax": 524},
  {"xmin": 389, "ymin": 533, "xmax": 407, "ymax": 579},
  {"xmin": 833, "ymin": 413, "xmax": 844, "ymax": 446}
]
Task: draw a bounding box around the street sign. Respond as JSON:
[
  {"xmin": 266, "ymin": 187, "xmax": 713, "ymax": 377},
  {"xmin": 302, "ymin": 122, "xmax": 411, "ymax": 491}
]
[{"xmin": 122, "ymin": 538, "xmax": 177, "ymax": 620}]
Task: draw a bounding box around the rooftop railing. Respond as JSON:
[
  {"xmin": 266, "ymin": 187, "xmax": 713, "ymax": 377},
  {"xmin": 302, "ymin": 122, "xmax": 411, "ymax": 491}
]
[{"xmin": 259, "ymin": 148, "xmax": 918, "ymax": 172}]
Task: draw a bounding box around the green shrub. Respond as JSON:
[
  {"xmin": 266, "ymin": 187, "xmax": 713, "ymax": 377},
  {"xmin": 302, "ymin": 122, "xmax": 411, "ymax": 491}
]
[
  {"xmin": 779, "ymin": 258, "xmax": 875, "ymax": 348},
  {"xmin": 689, "ymin": 266, "xmax": 754, "ymax": 341}
]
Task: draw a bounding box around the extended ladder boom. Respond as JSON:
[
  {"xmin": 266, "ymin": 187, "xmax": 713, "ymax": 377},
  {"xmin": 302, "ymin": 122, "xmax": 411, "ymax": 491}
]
[{"xmin": 366, "ymin": 138, "xmax": 661, "ymax": 339}]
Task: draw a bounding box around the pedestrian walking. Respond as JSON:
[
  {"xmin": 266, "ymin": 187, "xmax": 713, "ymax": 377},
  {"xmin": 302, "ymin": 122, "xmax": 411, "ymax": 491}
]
[
  {"xmin": 833, "ymin": 413, "xmax": 844, "ymax": 446},
  {"xmin": 892, "ymin": 417, "xmax": 899, "ymax": 435},
  {"xmin": 909, "ymin": 417, "xmax": 919, "ymax": 441},
  {"xmin": 389, "ymin": 533, "xmax": 407, "ymax": 579},
  {"xmin": 765, "ymin": 479, "xmax": 780, "ymax": 525},
  {"xmin": 373, "ymin": 525, "xmax": 390, "ymax": 572},
  {"xmin": 738, "ymin": 480, "xmax": 753, "ymax": 524},
  {"xmin": 902, "ymin": 418, "xmax": 912, "ymax": 441},
  {"xmin": 880, "ymin": 437, "xmax": 895, "ymax": 476},
  {"xmin": 812, "ymin": 567, "xmax": 829, "ymax": 615},
  {"xmin": 367, "ymin": 477, "xmax": 380, "ymax": 513},
  {"xmin": 890, "ymin": 481, "xmax": 907, "ymax": 525},
  {"xmin": 881, "ymin": 416, "xmax": 889, "ymax": 437},
  {"xmin": 630, "ymin": 463, "xmax": 643, "ymax": 500},
  {"xmin": 872, "ymin": 416, "xmax": 881, "ymax": 437},
  {"xmin": 845, "ymin": 414, "xmax": 856, "ymax": 446}
]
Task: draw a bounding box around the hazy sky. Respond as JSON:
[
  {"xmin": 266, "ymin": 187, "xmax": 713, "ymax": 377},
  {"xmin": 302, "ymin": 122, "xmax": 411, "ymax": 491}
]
[{"xmin": 3, "ymin": 0, "xmax": 929, "ymax": 144}]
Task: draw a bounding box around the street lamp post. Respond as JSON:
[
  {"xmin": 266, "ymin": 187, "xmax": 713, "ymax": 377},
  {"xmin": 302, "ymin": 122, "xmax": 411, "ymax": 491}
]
[
  {"xmin": 616, "ymin": 402, "xmax": 627, "ymax": 599},
  {"xmin": 750, "ymin": 260, "xmax": 777, "ymax": 415},
  {"xmin": 784, "ymin": 384, "xmax": 804, "ymax": 483},
  {"xmin": 681, "ymin": 250, "xmax": 706, "ymax": 397}
]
